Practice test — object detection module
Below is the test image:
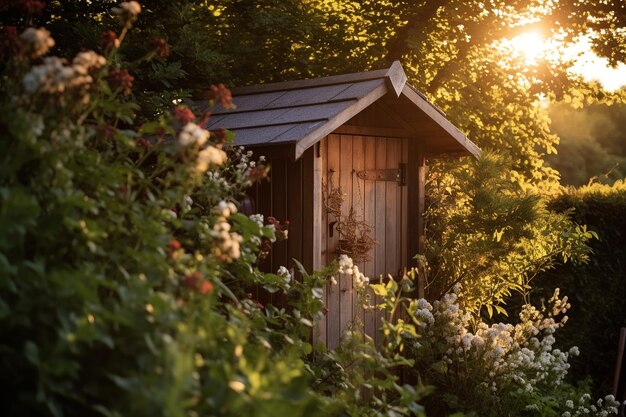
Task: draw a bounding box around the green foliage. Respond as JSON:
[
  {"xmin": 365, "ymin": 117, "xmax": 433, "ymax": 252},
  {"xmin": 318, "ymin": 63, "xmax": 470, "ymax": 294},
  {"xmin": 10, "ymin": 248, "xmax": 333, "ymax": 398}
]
[
  {"xmin": 371, "ymin": 273, "xmax": 621, "ymax": 417},
  {"xmin": 424, "ymin": 152, "xmax": 595, "ymax": 317},
  {"xmin": 533, "ymin": 181, "xmax": 626, "ymax": 395},
  {"xmin": 310, "ymin": 329, "xmax": 427, "ymax": 417},
  {"xmin": 547, "ymin": 102, "xmax": 626, "ymax": 186},
  {"xmin": 0, "ymin": 12, "xmax": 423, "ymax": 417}
]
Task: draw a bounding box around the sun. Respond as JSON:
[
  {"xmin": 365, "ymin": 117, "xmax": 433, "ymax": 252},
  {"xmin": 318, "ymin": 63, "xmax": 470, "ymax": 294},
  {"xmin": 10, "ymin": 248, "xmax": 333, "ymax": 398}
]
[{"xmin": 507, "ymin": 31, "xmax": 547, "ymax": 65}]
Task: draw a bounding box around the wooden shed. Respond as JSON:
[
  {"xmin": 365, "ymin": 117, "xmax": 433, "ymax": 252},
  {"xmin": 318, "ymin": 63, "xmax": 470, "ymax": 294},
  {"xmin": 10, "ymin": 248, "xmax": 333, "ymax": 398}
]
[{"xmin": 201, "ymin": 61, "xmax": 479, "ymax": 348}]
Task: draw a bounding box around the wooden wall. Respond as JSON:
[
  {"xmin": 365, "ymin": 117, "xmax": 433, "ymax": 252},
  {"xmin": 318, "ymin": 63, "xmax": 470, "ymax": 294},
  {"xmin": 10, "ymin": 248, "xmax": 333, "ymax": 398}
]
[
  {"xmin": 248, "ymin": 131, "xmax": 420, "ymax": 350},
  {"xmin": 248, "ymin": 147, "xmax": 320, "ymax": 307},
  {"xmin": 319, "ymin": 133, "xmax": 409, "ymax": 349}
]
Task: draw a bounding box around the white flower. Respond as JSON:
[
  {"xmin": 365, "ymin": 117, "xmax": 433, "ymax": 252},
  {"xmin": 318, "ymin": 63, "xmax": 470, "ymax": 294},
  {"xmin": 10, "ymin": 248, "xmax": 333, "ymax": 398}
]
[
  {"xmin": 22, "ymin": 56, "xmax": 95, "ymax": 95},
  {"xmin": 20, "ymin": 28, "xmax": 55, "ymax": 58},
  {"xmin": 565, "ymin": 400, "xmax": 574, "ymax": 408},
  {"xmin": 112, "ymin": 1, "xmax": 141, "ymax": 17},
  {"xmin": 72, "ymin": 51, "xmax": 106, "ymax": 74},
  {"xmin": 337, "ymin": 254, "xmax": 354, "ymax": 274},
  {"xmin": 179, "ymin": 123, "xmax": 210, "ymax": 147},
  {"xmin": 196, "ymin": 146, "xmax": 227, "ymax": 171},
  {"xmin": 215, "ymin": 201, "xmax": 237, "ymax": 218},
  {"xmin": 211, "ymin": 219, "xmax": 242, "ymax": 261},
  {"xmin": 277, "ymin": 266, "xmax": 292, "ymax": 284},
  {"xmin": 568, "ymin": 346, "xmax": 580, "ymax": 357},
  {"xmin": 250, "ymin": 214, "xmax": 264, "ymax": 227},
  {"xmin": 329, "ymin": 276, "xmax": 338, "ymax": 286},
  {"xmin": 183, "ymin": 195, "xmax": 193, "ymax": 212},
  {"xmin": 417, "ymin": 298, "xmax": 433, "ymax": 311}
]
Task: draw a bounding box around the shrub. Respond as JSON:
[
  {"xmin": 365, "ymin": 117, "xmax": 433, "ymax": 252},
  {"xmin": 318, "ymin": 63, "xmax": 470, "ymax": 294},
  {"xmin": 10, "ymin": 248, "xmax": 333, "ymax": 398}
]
[
  {"xmin": 0, "ymin": 5, "xmax": 421, "ymax": 417},
  {"xmin": 424, "ymin": 152, "xmax": 595, "ymax": 318},
  {"xmin": 371, "ymin": 273, "xmax": 622, "ymax": 417},
  {"xmin": 534, "ymin": 181, "xmax": 626, "ymax": 394}
]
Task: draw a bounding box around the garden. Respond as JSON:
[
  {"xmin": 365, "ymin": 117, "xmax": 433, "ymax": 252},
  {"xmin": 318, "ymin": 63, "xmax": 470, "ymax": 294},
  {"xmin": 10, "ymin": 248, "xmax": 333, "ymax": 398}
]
[{"xmin": 1, "ymin": 1, "xmax": 625, "ymax": 416}]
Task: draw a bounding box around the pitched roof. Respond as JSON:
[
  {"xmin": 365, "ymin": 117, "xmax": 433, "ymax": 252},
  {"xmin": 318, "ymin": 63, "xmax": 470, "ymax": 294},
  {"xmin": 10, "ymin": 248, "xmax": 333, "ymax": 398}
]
[{"xmin": 197, "ymin": 61, "xmax": 480, "ymax": 159}]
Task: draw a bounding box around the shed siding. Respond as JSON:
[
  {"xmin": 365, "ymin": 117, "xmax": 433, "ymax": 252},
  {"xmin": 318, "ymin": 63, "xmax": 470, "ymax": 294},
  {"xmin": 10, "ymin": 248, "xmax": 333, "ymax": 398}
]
[
  {"xmin": 321, "ymin": 133, "xmax": 408, "ymax": 348},
  {"xmin": 249, "ymin": 134, "xmax": 413, "ymax": 350}
]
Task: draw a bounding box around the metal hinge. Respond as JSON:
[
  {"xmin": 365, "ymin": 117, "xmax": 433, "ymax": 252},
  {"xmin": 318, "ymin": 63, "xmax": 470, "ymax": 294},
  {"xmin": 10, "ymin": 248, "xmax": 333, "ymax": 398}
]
[{"xmin": 356, "ymin": 163, "xmax": 406, "ymax": 186}]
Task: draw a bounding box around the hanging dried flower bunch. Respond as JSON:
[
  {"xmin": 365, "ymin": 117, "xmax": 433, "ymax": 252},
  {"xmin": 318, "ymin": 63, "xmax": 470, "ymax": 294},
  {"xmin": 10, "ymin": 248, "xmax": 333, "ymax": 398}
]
[{"xmin": 323, "ymin": 177, "xmax": 377, "ymax": 263}]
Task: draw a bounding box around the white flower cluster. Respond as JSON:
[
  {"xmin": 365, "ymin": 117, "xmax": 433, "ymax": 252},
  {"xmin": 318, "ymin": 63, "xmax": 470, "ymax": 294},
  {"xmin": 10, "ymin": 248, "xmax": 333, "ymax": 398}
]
[
  {"xmin": 561, "ymin": 394, "xmax": 621, "ymax": 417},
  {"xmin": 197, "ymin": 146, "xmax": 228, "ymax": 172},
  {"xmin": 277, "ymin": 266, "xmax": 292, "ymax": 288},
  {"xmin": 249, "ymin": 214, "xmax": 264, "ymax": 227},
  {"xmin": 179, "ymin": 123, "xmax": 209, "ymax": 147},
  {"xmin": 414, "ymin": 298, "xmax": 435, "ymax": 326},
  {"xmin": 19, "ymin": 28, "xmax": 55, "ymax": 58},
  {"xmin": 22, "ymin": 51, "xmax": 106, "ymax": 95},
  {"xmin": 178, "ymin": 123, "xmax": 227, "ymax": 172},
  {"xmin": 111, "ymin": 1, "xmax": 141, "ymax": 18},
  {"xmin": 412, "ymin": 287, "xmax": 582, "ymax": 394},
  {"xmin": 206, "ymin": 171, "xmax": 229, "ymax": 190},
  {"xmin": 227, "ymin": 146, "xmax": 266, "ymax": 187},
  {"xmin": 337, "ymin": 254, "xmax": 369, "ymax": 287},
  {"xmin": 210, "ymin": 201, "xmax": 242, "ymax": 262},
  {"xmin": 235, "ymin": 148, "xmax": 255, "ymax": 171}
]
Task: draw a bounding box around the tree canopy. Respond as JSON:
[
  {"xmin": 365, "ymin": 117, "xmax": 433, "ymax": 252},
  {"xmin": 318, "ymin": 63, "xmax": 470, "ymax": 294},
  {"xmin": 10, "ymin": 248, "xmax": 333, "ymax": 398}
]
[{"xmin": 4, "ymin": 0, "xmax": 623, "ymax": 186}]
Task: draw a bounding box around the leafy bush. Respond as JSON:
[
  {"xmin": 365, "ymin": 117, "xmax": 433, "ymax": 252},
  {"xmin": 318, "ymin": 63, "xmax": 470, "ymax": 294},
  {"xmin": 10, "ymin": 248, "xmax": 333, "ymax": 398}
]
[
  {"xmin": 0, "ymin": 4, "xmax": 420, "ymax": 417},
  {"xmin": 371, "ymin": 274, "xmax": 622, "ymax": 417},
  {"xmin": 534, "ymin": 180, "xmax": 626, "ymax": 394},
  {"xmin": 424, "ymin": 152, "xmax": 595, "ymax": 317}
]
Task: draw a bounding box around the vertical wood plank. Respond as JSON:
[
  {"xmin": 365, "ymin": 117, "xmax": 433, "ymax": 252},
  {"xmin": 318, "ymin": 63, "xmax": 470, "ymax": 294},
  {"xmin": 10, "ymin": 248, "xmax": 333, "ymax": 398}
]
[
  {"xmin": 401, "ymin": 138, "xmax": 409, "ymax": 269},
  {"xmin": 256, "ymin": 159, "xmax": 273, "ymax": 307},
  {"xmin": 351, "ymin": 136, "xmax": 366, "ymax": 330},
  {"xmin": 374, "ymin": 137, "xmax": 387, "ymax": 345},
  {"xmin": 326, "ymin": 134, "xmax": 341, "ymax": 349},
  {"xmin": 287, "ymin": 157, "xmax": 303, "ymax": 272},
  {"xmin": 406, "ymin": 139, "xmax": 420, "ymax": 269},
  {"xmin": 385, "ymin": 138, "xmax": 399, "ymax": 279},
  {"xmin": 271, "ymin": 159, "xmax": 288, "ymax": 307},
  {"xmin": 339, "ymin": 134, "xmax": 354, "ymax": 339},
  {"xmin": 374, "ymin": 138, "xmax": 387, "ymax": 280},
  {"xmin": 417, "ymin": 147, "xmax": 426, "ymax": 298},
  {"xmin": 363, "ymin": 137, "xmax": 377, "ymax": 278},
  {"xmin": 301, "ymin": 148, "xmax": 313, "ymax": 271},
  {"xmin": 363, "ymin": 137, "xmax": 378, "ymax": 340},
  {"xmin": 312, "ymin": 140, "xmax": 326, "ymax": 347}
]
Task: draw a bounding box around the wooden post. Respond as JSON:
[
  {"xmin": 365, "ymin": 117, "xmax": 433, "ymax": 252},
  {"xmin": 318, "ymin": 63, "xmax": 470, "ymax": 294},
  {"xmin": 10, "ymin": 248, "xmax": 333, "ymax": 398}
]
[
  {"xmin": 613, "ymin": 328, "xmax": 626, "ymax": 400},
  {"xmin": 407, "ymin": 139, "xmax": 426, "ymax": 298},
  {"xmin": 303, "ymin": 146, "xmax": 324, "ymax": 346},
  {"xmin": 416, "ymin": 147, "xmax": 426, "ymax": 299}
]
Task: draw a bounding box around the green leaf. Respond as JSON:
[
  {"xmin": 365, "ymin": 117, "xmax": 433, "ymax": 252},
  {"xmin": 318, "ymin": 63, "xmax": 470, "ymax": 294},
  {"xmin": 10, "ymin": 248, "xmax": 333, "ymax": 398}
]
[
  {"xmin": 301, "ymin": 342, "xmax": 312, "ymax": 355},
  {"xmin": 430, "ymin": 361, "xmax": 448, "ymax": 374},
  {"xmin": 370, "ymin": 283, "xmax": 387, "ymax": 297},
  {"xmin": 24, "ymin": 341, "xmax": 39, "ymax": 366},
  {"xmin": 494, "ymin": 305, "xmax": 508, "ymax": 316}
]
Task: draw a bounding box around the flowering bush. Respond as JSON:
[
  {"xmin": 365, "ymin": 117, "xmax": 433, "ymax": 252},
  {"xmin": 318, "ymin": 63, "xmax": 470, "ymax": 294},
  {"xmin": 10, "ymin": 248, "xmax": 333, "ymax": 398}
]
[
  {"xmin": 0, "ymin": 4, "xmax": 425, "ymax": 417},
  {"xmin": 371, "ymin": 270, "xmax": 622, "ymax": 417}
]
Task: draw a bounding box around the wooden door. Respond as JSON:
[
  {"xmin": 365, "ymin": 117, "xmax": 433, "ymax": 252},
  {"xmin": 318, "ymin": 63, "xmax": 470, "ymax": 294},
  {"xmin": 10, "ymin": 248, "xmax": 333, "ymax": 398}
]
[{"xmin": 320, "ymin": 133, "xmax": 408, "ymax": 349}]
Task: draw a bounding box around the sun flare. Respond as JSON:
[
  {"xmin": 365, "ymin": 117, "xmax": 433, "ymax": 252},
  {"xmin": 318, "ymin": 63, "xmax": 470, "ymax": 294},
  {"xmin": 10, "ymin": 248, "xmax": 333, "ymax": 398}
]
[{"xmin": 507, "ymin": 31, "xmax": 547, "ymax": 65}]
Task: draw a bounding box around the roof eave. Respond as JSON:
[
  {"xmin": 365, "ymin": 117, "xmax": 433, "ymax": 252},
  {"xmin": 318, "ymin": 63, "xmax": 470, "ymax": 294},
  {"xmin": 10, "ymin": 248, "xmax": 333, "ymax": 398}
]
[{"xmin": 400, "ymin": 85, "xmax": 481, "ymax": 159}]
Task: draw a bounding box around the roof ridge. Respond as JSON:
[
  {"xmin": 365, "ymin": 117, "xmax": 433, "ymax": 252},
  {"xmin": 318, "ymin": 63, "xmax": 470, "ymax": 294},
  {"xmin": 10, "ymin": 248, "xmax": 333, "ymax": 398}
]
[{"xmin": 231, "ymin": 63, "xmax": 402, "ymax": 96}]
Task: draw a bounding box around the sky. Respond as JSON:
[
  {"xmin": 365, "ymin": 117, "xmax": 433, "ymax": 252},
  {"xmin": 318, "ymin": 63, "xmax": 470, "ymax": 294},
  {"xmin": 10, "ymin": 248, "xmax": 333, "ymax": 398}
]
[
  {"xmin": 505, "ymin": 31, "xmax": 626, "ymax": 92},
  {"xmin": 567, "ymin": 38, "xmax": 626, "ymax": 91}
]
